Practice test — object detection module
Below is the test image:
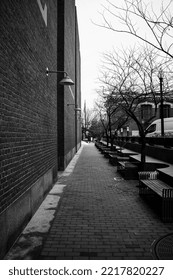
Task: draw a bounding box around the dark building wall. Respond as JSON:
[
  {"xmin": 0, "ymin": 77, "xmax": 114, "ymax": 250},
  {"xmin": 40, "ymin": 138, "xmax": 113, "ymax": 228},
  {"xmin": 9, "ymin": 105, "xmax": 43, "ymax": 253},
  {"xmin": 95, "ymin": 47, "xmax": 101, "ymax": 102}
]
[
  {"xmin": 75, "ymin": 8, "xmax": 82, "ymax": 151},
  {"xmin": 57, "ymin": 0, "xmax": 81, "ymax": 170},
  {"xmin": 64, "ymin": 0, "xmax": 76, "ymax": 167},
  {"xmin": 0, "ymin": 0, "xmax": 58, "ymax": 258},
  {"xmin": 57, "ymin": 0, "xmax": 65, "ymax": 170}
]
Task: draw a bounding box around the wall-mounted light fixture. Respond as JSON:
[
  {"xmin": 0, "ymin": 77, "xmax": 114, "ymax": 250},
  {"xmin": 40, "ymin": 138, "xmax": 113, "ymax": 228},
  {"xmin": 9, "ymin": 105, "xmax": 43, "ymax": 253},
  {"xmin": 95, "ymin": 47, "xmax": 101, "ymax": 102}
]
[
  {"xmin": 74, "ymin": 107, "xmax": 81, "ymax": 112},
  {"xmin": 67, "ymin": 103, "xmax": 81, "ymax": 112},
  {"xmin": 46, "ymin": 67, "xmax": 74, "ymax": 85}
]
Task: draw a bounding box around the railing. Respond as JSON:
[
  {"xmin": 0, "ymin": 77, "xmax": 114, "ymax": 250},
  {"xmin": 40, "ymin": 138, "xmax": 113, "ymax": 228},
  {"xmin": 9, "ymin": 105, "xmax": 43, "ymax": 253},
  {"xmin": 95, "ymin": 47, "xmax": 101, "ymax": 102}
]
[{"xmin": 114, "ymin": 136, "xmax": 173, "ymax": 148}]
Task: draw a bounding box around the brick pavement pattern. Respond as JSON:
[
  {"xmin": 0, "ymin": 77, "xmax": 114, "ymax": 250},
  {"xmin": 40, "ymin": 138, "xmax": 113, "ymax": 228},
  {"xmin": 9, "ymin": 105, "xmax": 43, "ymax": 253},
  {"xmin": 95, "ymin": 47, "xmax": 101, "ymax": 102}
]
[{"xmin": 40, "ymin": 143, "xmax": 173, "ymax": 260}]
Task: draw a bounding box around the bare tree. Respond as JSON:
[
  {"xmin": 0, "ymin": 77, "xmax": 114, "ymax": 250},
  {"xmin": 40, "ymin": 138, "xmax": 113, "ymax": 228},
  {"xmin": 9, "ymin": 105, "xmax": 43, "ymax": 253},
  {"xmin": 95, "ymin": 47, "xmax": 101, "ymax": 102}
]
[
  {"xmin": 95, "ymin": 95, "xmax": 113, "ymax": 146},
  {"xmin": 98, "ymin": 0, "xmax": 173, "ymax": 59},
  {"xmin": 95, "ymin": 87, "xmax": 128, "ymax": 147},
  {"xmin": 81, "ymin": 102, "xmax": 96, "ymax": 140},
  {"xmin": 89, "ymin": 115, "xmax": 104, "ymax": 139},
  {"xmin": 98, "ymin": 46, "xmax": 168, "ymax": 168}
]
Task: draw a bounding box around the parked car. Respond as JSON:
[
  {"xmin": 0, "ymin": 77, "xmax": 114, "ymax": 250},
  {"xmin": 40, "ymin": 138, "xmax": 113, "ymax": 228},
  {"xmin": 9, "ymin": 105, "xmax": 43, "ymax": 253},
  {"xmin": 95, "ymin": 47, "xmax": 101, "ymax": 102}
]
[{"xmin": 146, "ymin": 117, "xmax": 173, "ymax": 137}]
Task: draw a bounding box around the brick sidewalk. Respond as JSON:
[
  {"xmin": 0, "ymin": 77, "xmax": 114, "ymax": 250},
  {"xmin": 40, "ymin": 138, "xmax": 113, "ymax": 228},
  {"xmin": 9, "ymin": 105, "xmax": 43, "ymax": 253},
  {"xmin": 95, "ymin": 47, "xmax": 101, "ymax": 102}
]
[{"xmin": 40, "ymin": 143, "xmax": 173, "ymax": 260}]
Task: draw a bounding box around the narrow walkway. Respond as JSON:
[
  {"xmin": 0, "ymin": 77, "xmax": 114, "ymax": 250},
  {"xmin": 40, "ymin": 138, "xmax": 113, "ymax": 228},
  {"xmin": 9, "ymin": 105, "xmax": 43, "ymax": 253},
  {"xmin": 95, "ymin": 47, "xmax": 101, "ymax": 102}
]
[{"xmin": 40, "ymin": 143, "xmax": 173, "ymax": 260}]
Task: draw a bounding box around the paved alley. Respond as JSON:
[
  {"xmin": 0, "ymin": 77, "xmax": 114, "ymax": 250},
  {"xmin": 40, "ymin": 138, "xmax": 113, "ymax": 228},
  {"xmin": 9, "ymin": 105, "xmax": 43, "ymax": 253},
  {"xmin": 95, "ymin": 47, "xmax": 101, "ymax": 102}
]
[{"xmin": 39, "ymin": 142, "xmax": 173, "ymax": 260}]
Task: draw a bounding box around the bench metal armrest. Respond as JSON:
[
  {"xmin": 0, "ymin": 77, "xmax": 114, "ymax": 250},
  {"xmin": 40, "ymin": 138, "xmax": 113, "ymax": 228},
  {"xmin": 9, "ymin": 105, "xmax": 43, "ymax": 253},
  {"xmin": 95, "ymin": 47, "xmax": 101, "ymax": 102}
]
[
  {"xmin": 163, "ymin": 189, "xmax": 173, "ymax": 198},
  {"xmin": 138, "ymin": 171, "xmax": 159, "ymax": 180}
]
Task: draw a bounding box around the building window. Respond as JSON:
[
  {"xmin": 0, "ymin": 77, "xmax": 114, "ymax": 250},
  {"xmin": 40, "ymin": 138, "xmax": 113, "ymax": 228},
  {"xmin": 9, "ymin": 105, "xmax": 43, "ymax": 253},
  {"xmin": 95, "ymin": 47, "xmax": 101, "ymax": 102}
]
[
  {"xmin": 159, "ymin": 104, "xmax": 170, "ymax": 118},
  {"xmin": 141, "ymin": 104, "xmax": 152, "ymax": 121},
  {"xmin": 163, "ymin": 105, "xmax": 170, "ymax": 118}
]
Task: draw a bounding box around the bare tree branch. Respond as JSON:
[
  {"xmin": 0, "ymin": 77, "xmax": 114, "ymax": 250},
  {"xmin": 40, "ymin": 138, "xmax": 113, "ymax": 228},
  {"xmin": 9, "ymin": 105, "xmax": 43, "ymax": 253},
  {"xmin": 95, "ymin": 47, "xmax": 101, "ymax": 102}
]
[{"xmin": 94, "ymin": 0, "xmax": 173, "ymax": 59}]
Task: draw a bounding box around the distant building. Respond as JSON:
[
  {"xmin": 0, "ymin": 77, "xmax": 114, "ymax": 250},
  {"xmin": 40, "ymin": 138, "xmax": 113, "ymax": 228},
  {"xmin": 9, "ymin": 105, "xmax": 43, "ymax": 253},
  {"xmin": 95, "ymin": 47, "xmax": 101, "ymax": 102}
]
[
  {"xmin": 120, "ymin": 93, "xmax": 173, "ymax": 136},
  {"xmin": 0, "ymin": 0, "xmax": 81, "ymax": 258}
]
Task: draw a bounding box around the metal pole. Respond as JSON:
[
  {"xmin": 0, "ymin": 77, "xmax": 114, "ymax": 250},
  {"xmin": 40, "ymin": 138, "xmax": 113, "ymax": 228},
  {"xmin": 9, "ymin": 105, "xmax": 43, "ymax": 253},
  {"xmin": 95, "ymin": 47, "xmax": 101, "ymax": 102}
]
[
  {"xmin": 84, "ymin": 100, "xmax": 87, "ymax": 138},
  {"xmin": 159, "ymin": 75, "xmax": 164, "ymax": 137}
]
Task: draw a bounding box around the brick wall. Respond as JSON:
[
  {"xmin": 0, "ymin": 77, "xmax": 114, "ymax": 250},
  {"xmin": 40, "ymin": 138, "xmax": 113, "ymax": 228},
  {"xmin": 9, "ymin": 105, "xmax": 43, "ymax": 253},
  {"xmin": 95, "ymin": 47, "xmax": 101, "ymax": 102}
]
[
  {"xmin": 0, "ymin": 0, "xmax": 57, "ymax": 213},
  {"xmin": 0, "ymin": 0, "xmax": 81, "ymax": 258}
]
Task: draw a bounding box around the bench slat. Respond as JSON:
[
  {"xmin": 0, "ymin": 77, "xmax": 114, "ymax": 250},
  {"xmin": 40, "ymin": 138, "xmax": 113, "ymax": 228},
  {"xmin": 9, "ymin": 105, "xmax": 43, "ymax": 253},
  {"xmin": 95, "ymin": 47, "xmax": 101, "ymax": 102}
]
[
  {"xmin": 139, "ymin": 179, "xmax": 173, "ymax": 221},
  {"xmin": 140, "ymin": 179, "xmax": 172, "ymax": 197},
  {"xmin": 118, "ymin": 161, "xmax": 137, "ymax": 168}
]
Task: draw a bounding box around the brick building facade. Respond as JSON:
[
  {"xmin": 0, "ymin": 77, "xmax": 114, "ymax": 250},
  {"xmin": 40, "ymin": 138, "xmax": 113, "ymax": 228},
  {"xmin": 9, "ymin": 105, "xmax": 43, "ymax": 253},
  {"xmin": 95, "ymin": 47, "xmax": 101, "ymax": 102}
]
[
  {"xmin": 0, "ymin": 0, "xmax": 81, "ymax": 258},
  {"xmin": 129, "ymin": 100, "xmax": 173, "ymax": 136},
  {"xmin": 120, "ymin": 99, "xmax": 173, "ymax": 136}
]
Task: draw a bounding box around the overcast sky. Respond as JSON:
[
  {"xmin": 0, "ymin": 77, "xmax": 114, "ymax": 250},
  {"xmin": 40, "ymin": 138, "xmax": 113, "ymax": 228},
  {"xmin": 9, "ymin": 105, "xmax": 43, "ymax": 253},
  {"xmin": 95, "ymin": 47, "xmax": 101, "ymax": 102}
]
[
  {"xmin": 75, "ymin": 0, "xmax": 123, "ymax": 109},
  {"xmin": 75, "ymin": 0, "xmax": 171, "ymax": 109}
]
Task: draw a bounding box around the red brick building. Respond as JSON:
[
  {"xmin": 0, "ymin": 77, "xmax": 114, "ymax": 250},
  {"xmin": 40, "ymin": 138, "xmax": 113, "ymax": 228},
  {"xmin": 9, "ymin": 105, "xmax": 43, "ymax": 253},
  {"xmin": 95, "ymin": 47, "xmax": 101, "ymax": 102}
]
[{"xmin": 0, "ymin": 0, "xmax": 81, "ymax": 258}]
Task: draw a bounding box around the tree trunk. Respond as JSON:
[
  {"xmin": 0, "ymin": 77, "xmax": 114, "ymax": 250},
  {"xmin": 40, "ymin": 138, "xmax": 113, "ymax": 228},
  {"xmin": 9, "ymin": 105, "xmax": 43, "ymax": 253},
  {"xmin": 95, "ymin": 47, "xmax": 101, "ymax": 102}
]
[
  {"xmin": 140, "ymin": 135, "xmax": 146, "ymax": 171},
  {"xmin": 110, "ymin": 136, "xmax": 114, "ymax": 150},
  {"xmin": 106, "ymin": 133, "xmax": 109, "ymax": 147}
]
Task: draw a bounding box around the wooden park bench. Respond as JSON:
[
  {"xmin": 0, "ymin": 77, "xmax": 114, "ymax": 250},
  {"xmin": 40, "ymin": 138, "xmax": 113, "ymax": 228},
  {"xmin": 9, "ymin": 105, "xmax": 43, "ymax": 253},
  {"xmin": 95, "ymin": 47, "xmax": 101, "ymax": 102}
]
[
  {"xmin": 117, "ymin": 161, "xmax": 138, "ymax": 179},
  {"xmin": 138, "ymin": 171, "xmax": 173, "ymax": 222},
  {"xmin": 110, "ymin": 155, "xmax": 129, "ymax": 166},
  {"xmin": 104, "ymin": 150, "xmax": 116, "ymax": 158}
]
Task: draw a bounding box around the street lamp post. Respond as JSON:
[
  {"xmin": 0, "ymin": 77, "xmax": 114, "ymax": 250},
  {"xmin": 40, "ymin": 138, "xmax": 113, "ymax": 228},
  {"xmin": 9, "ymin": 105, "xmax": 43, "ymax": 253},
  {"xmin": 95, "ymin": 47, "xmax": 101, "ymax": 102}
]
[{"xmin": 158, "ymin": 69, "xmax": 164, "ymax": 137}]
